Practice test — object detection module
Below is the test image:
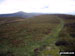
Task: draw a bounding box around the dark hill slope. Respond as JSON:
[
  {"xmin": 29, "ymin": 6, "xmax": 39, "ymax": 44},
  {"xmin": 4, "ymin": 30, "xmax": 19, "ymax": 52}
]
[
  {"xmin": 55, "ymin": 14, "xmax": 75, "ymax": 54},
  {"xmin": 55, "ymin": 14, "xmax": 75, "ymax": 19}
]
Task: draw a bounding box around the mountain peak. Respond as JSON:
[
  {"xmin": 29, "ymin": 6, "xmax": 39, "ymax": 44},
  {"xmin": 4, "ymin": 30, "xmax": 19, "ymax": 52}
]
[{"xmin": 16, "ymin": 11, "xmax": 26, "ymax": 14}]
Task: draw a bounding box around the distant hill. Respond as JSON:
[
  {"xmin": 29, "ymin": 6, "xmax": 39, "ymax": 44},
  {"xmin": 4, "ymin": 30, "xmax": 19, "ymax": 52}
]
[
  {"xmin": 0, "ymin": 11, "xmax": 75, "ymax": 19},
  {"xmin": 0, "ymin": 11, "xmax": 43, "ymax": 18}
]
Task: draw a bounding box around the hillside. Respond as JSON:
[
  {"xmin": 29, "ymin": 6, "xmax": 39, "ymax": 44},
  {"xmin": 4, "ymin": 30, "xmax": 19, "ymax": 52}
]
[
  {"xmin": 0, "ymin": 14, "xmax": 75, "ymax": 56},
  {"xmin": 55, "ymin": 14, "xmax": 75, "ymax": 56}
]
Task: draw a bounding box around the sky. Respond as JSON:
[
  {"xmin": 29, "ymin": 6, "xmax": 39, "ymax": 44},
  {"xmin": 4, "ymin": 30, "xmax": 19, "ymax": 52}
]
[{"xmin": 0, "ymin": 0, "xmax": 75, "ymax": 14}]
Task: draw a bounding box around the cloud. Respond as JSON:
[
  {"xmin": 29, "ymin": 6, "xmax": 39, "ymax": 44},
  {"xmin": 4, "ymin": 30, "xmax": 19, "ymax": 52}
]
[{"xmin": 0, "ymin": 0, "xmax": 75, "ymax": 14}]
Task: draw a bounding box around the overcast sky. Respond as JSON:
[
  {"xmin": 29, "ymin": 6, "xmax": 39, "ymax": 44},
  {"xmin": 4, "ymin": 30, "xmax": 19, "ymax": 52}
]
[{"xmin": 0, "ymin": 0, "xmax": 75, "ymax": 14}]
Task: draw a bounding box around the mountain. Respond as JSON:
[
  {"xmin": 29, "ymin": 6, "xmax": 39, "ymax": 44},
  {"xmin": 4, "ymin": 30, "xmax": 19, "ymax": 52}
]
[{"xmin": 0, "ymin": 11, "xmax": 42, "ymax": 18}]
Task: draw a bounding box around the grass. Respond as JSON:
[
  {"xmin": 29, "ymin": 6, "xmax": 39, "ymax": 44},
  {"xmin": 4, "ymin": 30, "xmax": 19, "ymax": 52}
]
[{"xmin": 0, "ymin": 14, "xmax": 75, "ymax": 56}]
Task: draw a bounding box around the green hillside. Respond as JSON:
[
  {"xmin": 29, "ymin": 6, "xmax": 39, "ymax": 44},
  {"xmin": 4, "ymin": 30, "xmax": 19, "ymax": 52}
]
[{"xmin": 0, "ymin": 14, "xmax": 75, "ymax": 56}]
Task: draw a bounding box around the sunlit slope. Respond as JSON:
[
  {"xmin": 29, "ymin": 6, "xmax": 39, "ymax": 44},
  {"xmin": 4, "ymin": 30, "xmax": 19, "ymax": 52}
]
[
  {"xmin": 0, "ymin": 15, "xmax": 63, "ymax": 56},
  {"xmin": 36, "ymin": 16, "xmax": 64, "ymax": 56}
]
